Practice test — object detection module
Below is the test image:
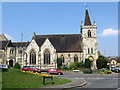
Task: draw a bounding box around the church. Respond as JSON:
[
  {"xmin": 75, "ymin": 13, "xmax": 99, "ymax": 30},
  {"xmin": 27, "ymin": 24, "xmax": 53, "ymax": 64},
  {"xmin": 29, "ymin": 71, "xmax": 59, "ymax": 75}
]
[{"xmin": 0, "ymin": 8, "xmax": 98, "ymax": 69}]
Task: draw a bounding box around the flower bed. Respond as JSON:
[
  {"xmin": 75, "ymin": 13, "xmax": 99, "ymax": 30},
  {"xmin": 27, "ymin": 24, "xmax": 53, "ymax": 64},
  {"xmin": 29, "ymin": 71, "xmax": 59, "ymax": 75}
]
[{"xmin": 22, "ymin": 70, "xmax": 54, "ymax": 77}]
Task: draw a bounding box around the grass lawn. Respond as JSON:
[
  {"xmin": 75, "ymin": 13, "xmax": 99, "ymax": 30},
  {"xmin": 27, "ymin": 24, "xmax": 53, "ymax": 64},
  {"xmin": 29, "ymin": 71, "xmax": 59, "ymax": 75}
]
[{"xmin": 2, "ymin": 68, "xmax": 71, "ymax": 88}]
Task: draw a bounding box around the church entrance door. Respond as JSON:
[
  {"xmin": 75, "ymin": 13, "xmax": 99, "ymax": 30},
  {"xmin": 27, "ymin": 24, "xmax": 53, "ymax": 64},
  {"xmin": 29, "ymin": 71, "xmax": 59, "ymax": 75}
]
[{"xmin": 9, "ymin": 60, "xmax": 13, "ymax": 67}]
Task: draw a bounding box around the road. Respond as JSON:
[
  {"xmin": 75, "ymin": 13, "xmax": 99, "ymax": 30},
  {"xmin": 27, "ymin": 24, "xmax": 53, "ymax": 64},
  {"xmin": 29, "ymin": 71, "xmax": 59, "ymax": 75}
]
[{"xmin": 54, "ymin": 71, "xmax": 120, "ymax": 89}]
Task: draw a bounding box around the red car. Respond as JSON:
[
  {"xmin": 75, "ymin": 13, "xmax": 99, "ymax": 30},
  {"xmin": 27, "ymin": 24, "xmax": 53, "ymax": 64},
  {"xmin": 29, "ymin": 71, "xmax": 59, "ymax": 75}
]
[
  {"xmin": 22, "ymin": 66, "xmax": 41, "ymax": 73},
  {"xmin": 47, "ymin": 68, "xmax": 63, "ymax": 75}
]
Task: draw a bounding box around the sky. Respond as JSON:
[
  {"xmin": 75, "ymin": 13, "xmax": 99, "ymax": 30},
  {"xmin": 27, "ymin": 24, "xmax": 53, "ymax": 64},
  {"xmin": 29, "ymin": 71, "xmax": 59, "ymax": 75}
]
[{"xmin": 2, "ymin": 2, "xmax": 118, "ymax": 57}]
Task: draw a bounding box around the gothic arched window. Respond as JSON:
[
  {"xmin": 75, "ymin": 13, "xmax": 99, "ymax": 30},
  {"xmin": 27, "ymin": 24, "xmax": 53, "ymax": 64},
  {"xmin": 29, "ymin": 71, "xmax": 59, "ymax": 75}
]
[
  {"xmin": 61, "ymin": 55, "xmax": 64, "ymax": 63},
  {"xmin": 44, "ymin": 50, "xmax": 50, "ymax": 64},
  {"xmin": 91, "ymin": 48, "xmax": 93, "ymax": 53},
  {"xmin": 88, "ymin": 48, "xmax": 90, "ymax": 54},
  {"xmin": 74, "ymin": 55, "xmax": 78, "ymax": 62},
  {"xmin": 30, "ymin": 50, "xmax": 36, "ymax": 64},
  {"xmin": 88, "ymin": 30, "xmax": 91, "ymax": 38}
]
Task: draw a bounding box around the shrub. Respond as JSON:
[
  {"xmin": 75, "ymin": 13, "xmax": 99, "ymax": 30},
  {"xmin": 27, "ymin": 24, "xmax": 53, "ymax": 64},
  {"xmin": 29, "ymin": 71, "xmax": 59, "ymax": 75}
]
[
  {"xmin": 85, "ymin": 58, "xmax": 91, "ymax": 68},
  {"xmin": 105, "ymin": 65, "xmax": 110, "ymax": 70},
  {"xmin": 104, "ymin": 71, "xmax": 107, "ymax": 74},
  {"xmin": 69, "ymin": 62, "xmax": 75, "ymax": 69},
  {"xmin": 14, "ymin": 62, "xmax": 21, "ymax": 69},
  {"xmin": 60, "ymin": 63, "xmax": 69, "ymax": 70},
  {"xmin": 99, "ymin": 71, "xmax": 103, "ymax": 74},
  {"xmin": 96, "ymin": 55, "xmax": 108, "ymax": 69},
  {"xmin": 107, "ymin": 70, "xmax": 112, "ymax": 74},
  {"xmin": 75, "ymin": 61, "xmax": 84, "ymax": 68},
  {"xmin": 79, "ymin": 67, "xmax": 84, "ymax": 71},
  {"xmin": 83, "ymin": 68, "xmax": 92, "ymax": 74}
]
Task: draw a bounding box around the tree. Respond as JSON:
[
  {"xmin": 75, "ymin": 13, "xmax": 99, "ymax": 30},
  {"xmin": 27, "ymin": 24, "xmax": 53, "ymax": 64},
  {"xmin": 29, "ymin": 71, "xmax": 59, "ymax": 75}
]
[
  {"xmin": 57, "ymin": 58, "xmax": 62, "ymax": 69},
  {"xmin": 14, "ymin": 62, "xmax": 21, "ymax": 69},
  {"xmin": 85, "ymin": 58, "xmax": 91, "ymax": 68},
  {"xmin": 96, "ymin": 55, "xmax": 108, "ymax": 69},
  {"xmin": 98, "ymin": 51, "xmax": 101, "ymax": 57},
  {"xmin": 75, "ymin": 61, "xmax": 84, "ymax": 68}
]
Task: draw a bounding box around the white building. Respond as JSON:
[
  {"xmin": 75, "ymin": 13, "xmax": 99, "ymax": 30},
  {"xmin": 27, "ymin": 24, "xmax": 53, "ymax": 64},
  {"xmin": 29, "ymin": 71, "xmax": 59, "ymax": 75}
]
[{"xmin": 0, "ymin": 8, "xmax": 98, "ymax": 69}]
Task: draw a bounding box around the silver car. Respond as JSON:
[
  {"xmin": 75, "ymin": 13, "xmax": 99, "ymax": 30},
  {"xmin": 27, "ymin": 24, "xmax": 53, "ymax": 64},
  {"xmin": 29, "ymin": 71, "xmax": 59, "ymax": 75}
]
[{"xmin": 0, "ymin": 65, "xmax": 9, "ymax": 68}]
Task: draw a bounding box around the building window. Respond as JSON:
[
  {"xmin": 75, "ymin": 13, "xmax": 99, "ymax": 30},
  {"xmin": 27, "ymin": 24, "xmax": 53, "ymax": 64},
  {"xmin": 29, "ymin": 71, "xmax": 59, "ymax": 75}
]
[
  {"xmin": 44, "ymin": 49, "xmax": 50, "ymax": 64},
  {"xmin": 61, "ymin": 55, "xmax": 64, "ymax": 63},
  {"xmin": 30, "ymin": 50, "xmax": 36, "ymax": 64},
  {"xmin": 88, "ymin": 30, "xmax": 91, "ymax": 38},
  {"xmin": 68, "ymin": 54, "xmax": 70, "ymax": 57},
  {"xmin": 88, "ymin": 48, "xmax": 90, "ymax": 54},
  {"xmin": 10, "ymin": 50, "xmax": 14, "ymax": 54},
  {"xmin": 74, "ymin": 55, "xmax": 78, "ymax": 62},
  {"xmin": 91, "ymin": 48, "xmax": 93, "ymax": 53},
  {"xmin": 23, "ymin": 46, "xmax": 26, "ymax": 50},
  {"xmin": 18, "ymin": 50, "xmax": 22, "ymax": 54}
]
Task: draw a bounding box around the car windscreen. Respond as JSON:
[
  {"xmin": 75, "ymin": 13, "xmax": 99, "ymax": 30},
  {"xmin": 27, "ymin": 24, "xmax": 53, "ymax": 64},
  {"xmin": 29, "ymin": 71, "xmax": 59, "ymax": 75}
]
[
  {"xmin": 50, "ymin": 69, "xmax": 57, "ymax": 71},
  {"xmin": 30, "ymin": 67, "xmax": 35, "ymax": 69}
]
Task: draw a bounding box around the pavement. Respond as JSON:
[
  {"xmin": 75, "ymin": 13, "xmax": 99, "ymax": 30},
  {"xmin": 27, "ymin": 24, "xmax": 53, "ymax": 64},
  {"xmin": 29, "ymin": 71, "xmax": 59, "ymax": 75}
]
[
  {"xmin": 43, "ymin": 77, "xmax": 87, "ymax": 89},
  {"xmin": 42, "ymin": 71, "xmax": 87, "ymax": 89},
  {"xmin": 40, "ymin": 71, "xmax": 119, "ymax": 89}
]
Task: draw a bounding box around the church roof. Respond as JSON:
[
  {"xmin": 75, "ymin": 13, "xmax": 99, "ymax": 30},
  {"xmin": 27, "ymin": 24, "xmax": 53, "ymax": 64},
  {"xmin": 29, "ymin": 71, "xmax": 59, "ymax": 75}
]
[
  {"xmin": 0, "ymin": 33, "xmax": 8, "ymax": 41},
  {"xmin": 12, "ymin": 42, "xmax": 29, "ymax": 47},
  {"xmin": 84, "ymin": 8, "xmax": 91, "ymax": 26},
  {"xmin": 0, "ymin": 40, "xmax": 11, "ymax": 50},
  {"xmin": 34, "ymin": 34, "xmax": 82, "ymax": 52}
]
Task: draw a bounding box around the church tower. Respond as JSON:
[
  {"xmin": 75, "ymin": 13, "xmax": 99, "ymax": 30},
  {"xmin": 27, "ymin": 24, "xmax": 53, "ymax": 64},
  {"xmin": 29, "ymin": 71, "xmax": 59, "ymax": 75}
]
[{"xmin": 81, "ymin": 8, "xmax": 98, "ymax": 69}]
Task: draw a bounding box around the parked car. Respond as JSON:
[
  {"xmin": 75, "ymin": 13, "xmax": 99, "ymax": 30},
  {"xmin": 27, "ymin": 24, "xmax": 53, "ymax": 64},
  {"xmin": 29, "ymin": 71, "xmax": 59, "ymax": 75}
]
[
  {"xmin": 47, "ymin": 68, "xmax": 63, "ymax": 75},
  {"xmin": 115, "ymin": 68, "xmax": 120, "ymax": 73},
  {"xmin": 110, "ymin": 67, "xmax": 115, "ymax": 72},
  {"xmin": 22, "ymin": 66, "xmax": 41, "ymax": 73},
  {"xmin": 0, "ymin": 65, "xmax": 10, "ymax": 68}
]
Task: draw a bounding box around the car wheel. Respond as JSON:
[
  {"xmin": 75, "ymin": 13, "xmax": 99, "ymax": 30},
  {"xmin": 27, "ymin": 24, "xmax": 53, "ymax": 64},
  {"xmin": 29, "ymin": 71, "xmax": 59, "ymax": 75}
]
[{"xmin": 58, "ymin": 72, "xmax": 61, "ymax": 75}]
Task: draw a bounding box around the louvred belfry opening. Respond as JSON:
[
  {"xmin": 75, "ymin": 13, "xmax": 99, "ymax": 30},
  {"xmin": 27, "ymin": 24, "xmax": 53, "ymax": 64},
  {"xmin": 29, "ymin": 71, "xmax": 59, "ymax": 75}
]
[{"xmin": 84, "ymin": 8, "xmax": 91, "ymax": 26}]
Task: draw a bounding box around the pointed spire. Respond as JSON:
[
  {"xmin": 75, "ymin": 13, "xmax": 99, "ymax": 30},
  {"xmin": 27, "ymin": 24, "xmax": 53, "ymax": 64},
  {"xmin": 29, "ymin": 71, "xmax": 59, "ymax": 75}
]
[
  {"xmin": 81, "ymin": 21, "xmax": 83, "ymax": 26},
  {"xmin": 94, "ymin": 21, "xmax": 96, "ymax": 26},
  {"xmin": 84, "ymin": 8, "xmax": 91, "ymax": 26}
]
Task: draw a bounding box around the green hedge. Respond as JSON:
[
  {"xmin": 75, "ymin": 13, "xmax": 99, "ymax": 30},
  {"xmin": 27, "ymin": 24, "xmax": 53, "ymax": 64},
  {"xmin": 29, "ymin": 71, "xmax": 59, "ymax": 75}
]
[
  {"xmin": 83, "ymin": 68, "xmax": 92, "ymax": 74},
  {"xmin": 14, "ymin": 62, "xmax": 21, "ymax": 69}
]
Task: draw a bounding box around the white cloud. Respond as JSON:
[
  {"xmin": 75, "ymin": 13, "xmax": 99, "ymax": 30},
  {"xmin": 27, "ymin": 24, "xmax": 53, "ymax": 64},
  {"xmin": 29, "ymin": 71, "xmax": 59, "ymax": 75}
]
[
  {"xmin": 4, "ymin": 34, "xmax": 15, "ymax": 40},
  {"xmin": 98, "ymin": 28, "xmax": 118, "ymax": 36}
]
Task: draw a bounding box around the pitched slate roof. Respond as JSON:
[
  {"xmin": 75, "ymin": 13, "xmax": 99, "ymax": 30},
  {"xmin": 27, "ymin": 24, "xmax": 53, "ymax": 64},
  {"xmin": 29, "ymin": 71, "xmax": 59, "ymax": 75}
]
[
  {"xmin": 84, "ymin": 8, "xmax": 91, "ymax": 26},
  {"xmin": 0, "ymin": 40, "xmax": 11, "ymax": 50},
  {"xmin": 0, "ymin": 33, "xmax": 8, "ymax": 41},
  {"xmin": 34, "ymin": 34, "xmax": 82, "ymax": 52},
  {"xmin": 12, "ymin": 42, "xmax": 29, "ymax": 47}
]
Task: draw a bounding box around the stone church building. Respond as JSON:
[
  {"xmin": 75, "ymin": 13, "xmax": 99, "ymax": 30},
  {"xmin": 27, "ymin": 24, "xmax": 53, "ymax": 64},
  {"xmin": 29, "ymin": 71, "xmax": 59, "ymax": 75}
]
[{"xmin": 0, "ymin": 8, "xmax": 98, "ymax": 69}]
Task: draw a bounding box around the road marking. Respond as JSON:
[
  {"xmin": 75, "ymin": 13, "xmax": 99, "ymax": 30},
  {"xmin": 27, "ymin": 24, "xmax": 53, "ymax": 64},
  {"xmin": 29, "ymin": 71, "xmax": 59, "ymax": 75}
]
[{"xmin": 74, "ymin": 77, "xmax": 119, "ymax": 80}]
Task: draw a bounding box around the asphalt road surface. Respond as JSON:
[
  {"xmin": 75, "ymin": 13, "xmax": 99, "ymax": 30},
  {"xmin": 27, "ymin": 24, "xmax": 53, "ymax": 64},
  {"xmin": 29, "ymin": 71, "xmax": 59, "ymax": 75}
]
[{"xmin": 53, "ymin": 71, "xmax": 120, "ymax": 89}]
